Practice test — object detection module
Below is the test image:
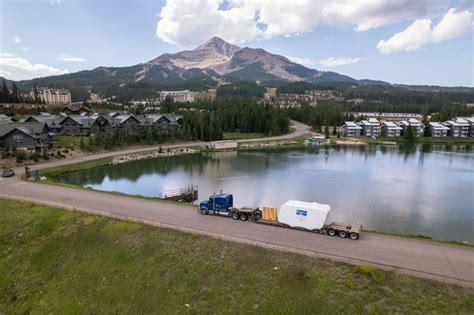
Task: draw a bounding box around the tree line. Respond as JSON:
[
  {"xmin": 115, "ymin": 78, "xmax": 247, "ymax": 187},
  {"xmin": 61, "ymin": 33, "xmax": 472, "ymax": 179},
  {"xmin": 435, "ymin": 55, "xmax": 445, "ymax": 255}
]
[
  {"xmin": 0, "ymin": 79, "xmax": 45, "ymax": 104},
  {"xmin": 162, "ymin": 99, "xmax": 290, "ymax": 141}
]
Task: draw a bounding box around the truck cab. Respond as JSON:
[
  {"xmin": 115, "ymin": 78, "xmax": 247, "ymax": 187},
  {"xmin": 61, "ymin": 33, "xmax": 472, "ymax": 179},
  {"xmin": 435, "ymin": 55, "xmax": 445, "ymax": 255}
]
[{"xmin": 199, "ymin": 194, "xmax": 233, "ymax": 215}]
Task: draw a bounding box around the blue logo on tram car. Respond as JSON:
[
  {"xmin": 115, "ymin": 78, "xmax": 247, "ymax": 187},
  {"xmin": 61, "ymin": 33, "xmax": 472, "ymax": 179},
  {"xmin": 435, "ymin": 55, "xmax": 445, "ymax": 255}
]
[{"xmin": 296, "ymin": 209, "xmax": 307, "ymax": 217}]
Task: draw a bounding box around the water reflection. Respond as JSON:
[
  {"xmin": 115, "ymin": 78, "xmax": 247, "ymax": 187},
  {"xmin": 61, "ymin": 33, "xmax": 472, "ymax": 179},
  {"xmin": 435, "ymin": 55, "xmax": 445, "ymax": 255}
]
[{"xmin": 59, "ymin": 144, "xmax": 474, "ymax": 242}]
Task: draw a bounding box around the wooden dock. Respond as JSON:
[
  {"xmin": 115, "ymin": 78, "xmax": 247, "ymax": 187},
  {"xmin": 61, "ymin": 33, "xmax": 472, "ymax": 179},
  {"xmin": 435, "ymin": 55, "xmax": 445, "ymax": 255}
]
[{"xmin": 159, "ymin": 185, "xmax": 198, "ymax": 202}]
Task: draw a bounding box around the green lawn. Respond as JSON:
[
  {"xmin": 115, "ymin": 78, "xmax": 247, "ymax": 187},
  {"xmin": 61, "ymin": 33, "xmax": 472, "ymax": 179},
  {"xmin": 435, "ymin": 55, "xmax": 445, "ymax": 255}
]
[
  {"xmin": 223, "ymin": 132, "xmax": 265, "ymax": 140},
  {"xmin": 38, "ymin": 156, "xmax": 113, "ymax": 179},
  {"xmin": 57, "ymin": 135, "xmax": 84, "ymax": 149},
  {"xmin": 1, "ymin": 199, "xmax": 473, "ymax": 313}
]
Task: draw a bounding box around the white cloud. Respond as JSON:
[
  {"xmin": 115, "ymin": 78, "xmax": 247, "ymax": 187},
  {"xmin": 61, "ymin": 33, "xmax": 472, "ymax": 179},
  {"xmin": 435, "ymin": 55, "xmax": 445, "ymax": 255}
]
[
  {"xmin": 58, "ymin": 54, "xmax": 87, "ymax": 62},
  {"xmin": 21, "ymin": 46, "xmax": 29, "ymax": 51},
  {"xmin": 156, "ymin": 0, "xmax": 446, "ymax": 48},
  {"xmin": 13, "ymin": 36, "xmax": 22, "ymax": 44},
  {"xmin": 377, "ymin": 8, "xmax": 473, "ymax": 54},
  {"xmin": 49, "ymin": 0, "xmax": 61, "ymax": 6},
  {"xmin": 0, "ymin": 53, "xmax": 68, "ymax": 80},
  {"xmin": 319, "ymin": 57, "xmax": 362, "ymax": 67},
  {"xmin": 287, "ymin": 56, "xmax": 317, "ymax": 67}
]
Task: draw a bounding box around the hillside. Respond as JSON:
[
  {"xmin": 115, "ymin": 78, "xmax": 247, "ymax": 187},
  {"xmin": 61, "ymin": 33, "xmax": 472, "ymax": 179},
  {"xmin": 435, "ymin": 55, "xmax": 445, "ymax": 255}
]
[
  {"xmin": 3, "ymin": 37, "xmax": 472, "ymax": 103},
  {"xmin": 10, "ymin": 37, "xmax": 356, "ymax": 102}
]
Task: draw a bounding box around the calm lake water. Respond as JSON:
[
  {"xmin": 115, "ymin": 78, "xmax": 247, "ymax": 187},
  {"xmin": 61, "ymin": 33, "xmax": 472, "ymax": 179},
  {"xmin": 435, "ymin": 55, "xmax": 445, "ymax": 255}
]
[{"xmin": 59, "ymin": 145, "xmax": 474, "ymax": 242}]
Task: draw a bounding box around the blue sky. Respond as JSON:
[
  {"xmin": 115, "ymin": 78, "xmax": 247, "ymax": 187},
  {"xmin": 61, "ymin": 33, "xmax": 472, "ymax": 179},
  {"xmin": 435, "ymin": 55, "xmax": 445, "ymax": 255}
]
[{"xmin": 0, "ymin": 0, "xmax": 472, "ymax": 86}]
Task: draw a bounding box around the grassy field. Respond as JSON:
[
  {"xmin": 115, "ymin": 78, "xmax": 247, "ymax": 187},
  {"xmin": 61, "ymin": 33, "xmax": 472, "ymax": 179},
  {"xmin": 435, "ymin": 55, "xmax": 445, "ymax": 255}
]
[
  {"xmin": 38, "ymin": 156, "xmax": 114, "ymax": 179},
  {"xmin": 57, "ymin": 135, "xmax": 84, "ymax": 149},
  {"xmin": 1, "ymin": 199, "xmax": 473, "ymax": 314},
  {"xmin": 223, "ymin": 132, "xmax": 265, "ymax": 140}
]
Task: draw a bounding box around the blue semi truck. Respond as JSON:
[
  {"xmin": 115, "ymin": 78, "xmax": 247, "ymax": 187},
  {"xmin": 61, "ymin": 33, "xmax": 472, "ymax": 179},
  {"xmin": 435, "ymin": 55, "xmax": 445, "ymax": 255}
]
[
  {"xmin": 199, "ymin": 193, "xmax": 361, "ymax": 240},
  {"xmin": 199, "ymin": 194, "xmax": 260, "ymax": 221}
]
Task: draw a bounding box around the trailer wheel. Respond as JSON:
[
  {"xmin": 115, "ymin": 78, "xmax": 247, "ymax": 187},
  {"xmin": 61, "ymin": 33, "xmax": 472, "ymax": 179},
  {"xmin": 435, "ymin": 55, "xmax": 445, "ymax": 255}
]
[
  {"xmin": 327, "ymin": 229, "xmax": 336, "ymax": 236},
  {"xmin": 200, "ymin": 208, "xmax": 208, "ymax": 215},
  {"xmin": 349, "ymin": 232, "xmax": 359, "ymax": 240},
  {"xmin": 239, "ymin": 213, "xmax": 248, "ymax": 221},
  {"xmin": 338, "ymin": 231, "xmax": 347, "ymax": 238},
  {"xmin": 232, "ymin": 212, "xmax": 240, "ymax": 220}
]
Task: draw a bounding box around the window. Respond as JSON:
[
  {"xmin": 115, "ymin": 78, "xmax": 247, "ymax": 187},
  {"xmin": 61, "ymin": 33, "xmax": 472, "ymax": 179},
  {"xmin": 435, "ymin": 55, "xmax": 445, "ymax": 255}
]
[{"xmin": 13, "ymin": 134, "xmax": 24, "ymax": 143}]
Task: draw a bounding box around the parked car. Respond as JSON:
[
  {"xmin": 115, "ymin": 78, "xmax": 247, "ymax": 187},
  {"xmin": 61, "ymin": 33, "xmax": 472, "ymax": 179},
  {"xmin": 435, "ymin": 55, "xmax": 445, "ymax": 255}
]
[{"xmin": 2, "ymin": 168, "xmax": 15, "ymax": 177}]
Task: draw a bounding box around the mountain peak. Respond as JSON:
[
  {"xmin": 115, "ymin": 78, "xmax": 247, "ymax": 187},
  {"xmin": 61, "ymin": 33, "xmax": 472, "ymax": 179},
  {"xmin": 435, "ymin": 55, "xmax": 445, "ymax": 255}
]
[{"xmin": 194, "ymin": 36, "xmax": 241, "ymax": 56}]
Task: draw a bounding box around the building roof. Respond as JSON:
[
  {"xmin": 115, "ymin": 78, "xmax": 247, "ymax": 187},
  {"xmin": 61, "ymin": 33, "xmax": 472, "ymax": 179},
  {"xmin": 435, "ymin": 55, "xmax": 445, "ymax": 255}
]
[
  {"xmin": 343, "ymin": 121, "xmax": 363, "ymax": 129},
  {"xmin": 360, "ymin": 119, "xmax": 380, "ymax": 126},
  {"xmin": 25, "ymin": 114, "xmax": 64, "ymax": 128},
  {"xmin": 429, "ymin": 122, "xmax": 450, "ymax": 130},
  {"xmin": 383, "ymin": 121, "xmax": 403, "ymax": 130},
  {"xmin": 0, "ymin": 114, "xmax": 14, "ymax": 123},
  {"xmin": 0, "ymin": 122, "xmax": 51, "ymax": 139},
  {"xmin": 444, "ymin": 119, "xmax": 469, "ymax": 127},
  {"xmin": 407, "ymin": 118, "xmax": 423, "ymax": 125}
]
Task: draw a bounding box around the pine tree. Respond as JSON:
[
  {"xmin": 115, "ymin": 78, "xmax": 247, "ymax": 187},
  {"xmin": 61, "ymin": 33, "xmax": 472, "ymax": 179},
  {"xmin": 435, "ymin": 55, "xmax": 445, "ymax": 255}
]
[
  {"xmin": 404, "ymin": 126, "xmax": 415, "ymax": 143},
  {"xmin": 11, "ymin": 82, "xmax": 19, "ymax": 103},
  {"xmin": 80, "ymin": 137, "xmax": 85, "ymax": 151},
  {"xmin": 1, "ymin": 80, "xmax": 9, "ymax": 102}
]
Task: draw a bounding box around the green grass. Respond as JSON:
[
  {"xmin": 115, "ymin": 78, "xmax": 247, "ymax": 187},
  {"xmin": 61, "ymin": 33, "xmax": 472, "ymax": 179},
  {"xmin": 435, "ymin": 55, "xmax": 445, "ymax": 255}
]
[
  {"xmin": 365, "ymin": 230, "xmax": 473, "ymax": 248},
  {"xmin": 223, "ymin": 132, "xmax": 265, "ymax": 140},
  {"xmin": 1, "ymin": 199, "xmax": 473, "ymax": 313},
  {"xmin": 223, "ymin": 127, "xmax": 296, "ymax": 141},
  {"xmin": 57, "ymin": 135, "xmax": 84, "ymax": 149},
  {"xmin": 38, "ymin": 156, "xmax": 113, "ymax": 179}
]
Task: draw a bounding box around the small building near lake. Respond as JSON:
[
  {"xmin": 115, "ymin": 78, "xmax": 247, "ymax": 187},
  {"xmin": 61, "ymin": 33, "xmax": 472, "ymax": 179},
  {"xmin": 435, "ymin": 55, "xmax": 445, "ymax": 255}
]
[{"xmin": 206, "ymin": 140, "xmax": 238, "ymax": 150}]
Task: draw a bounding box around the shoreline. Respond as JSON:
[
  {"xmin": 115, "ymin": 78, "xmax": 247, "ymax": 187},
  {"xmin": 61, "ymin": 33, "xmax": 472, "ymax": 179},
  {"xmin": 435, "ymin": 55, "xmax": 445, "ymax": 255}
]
[{"xmin": 30, "ymin": 144, "xmax": 473, "ymax": 248}]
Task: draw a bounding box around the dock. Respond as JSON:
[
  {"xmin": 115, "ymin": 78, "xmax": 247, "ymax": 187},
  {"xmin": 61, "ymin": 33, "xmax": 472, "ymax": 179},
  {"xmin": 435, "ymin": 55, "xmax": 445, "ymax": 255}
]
[{"xmin": 159, "ymin": 185, "xmax": 198, "ymax": 202}]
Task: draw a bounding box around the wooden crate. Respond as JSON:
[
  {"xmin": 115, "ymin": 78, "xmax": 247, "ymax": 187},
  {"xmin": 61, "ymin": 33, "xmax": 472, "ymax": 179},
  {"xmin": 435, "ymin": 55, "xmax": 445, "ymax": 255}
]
[{"xmin": 261, "ymin": 206, "xmax": 278, "ymax": 222}]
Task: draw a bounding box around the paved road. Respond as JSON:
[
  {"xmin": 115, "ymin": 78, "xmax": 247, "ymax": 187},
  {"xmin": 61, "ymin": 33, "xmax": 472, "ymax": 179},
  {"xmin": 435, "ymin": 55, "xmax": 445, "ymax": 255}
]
[{"xmin": 1, "ymin": 120, "xmax": 473, "ymax": 287}]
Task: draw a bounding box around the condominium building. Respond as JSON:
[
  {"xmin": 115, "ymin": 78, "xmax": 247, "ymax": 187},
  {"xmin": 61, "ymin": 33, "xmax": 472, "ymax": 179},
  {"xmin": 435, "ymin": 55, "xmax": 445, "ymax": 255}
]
[
  {"xmin": 30, "ymin": 87, "xmax": 72, "ymax": 105},
  {"xmin": 342, "ymin": 121, "xmax": 362, "ymax": 137},
  {"xmin": 381, "ymin": 121, "xmax": 403, "ymax": 137},
  {"xmin": 160, "ymin": 90, "xmax": 194, "ymax": 103},
  {"xmin": 465, "ymin": 118, "xmax": 474, "ymax": 137},
  {"xmin": 359, "ymin": 118, "xmax": 381, "ymax": 137},
  {"xmin": 397, "ymin": 118, "xmax": 424, "ymax": 136},
  {"xmin": 443, "ymin": 118, "xmax": 470, "ymax": 137},
  {"xmin": 429, "ymin": 122, "xmax": 449, "ymax": 137}
]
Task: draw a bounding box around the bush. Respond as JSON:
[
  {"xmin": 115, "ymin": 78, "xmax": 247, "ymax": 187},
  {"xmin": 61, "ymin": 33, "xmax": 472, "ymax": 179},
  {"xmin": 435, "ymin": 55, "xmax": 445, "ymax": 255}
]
[{"xmin": 15, "ymin": 150, "xmax": 27, "ymax": 161}]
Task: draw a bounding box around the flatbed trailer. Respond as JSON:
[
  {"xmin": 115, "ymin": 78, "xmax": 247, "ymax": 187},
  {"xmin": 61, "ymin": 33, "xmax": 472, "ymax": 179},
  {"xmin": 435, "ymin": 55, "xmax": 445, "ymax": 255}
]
[{"xmin": 200, "ymin": 205, "xmax": 362, "ymax": 240}]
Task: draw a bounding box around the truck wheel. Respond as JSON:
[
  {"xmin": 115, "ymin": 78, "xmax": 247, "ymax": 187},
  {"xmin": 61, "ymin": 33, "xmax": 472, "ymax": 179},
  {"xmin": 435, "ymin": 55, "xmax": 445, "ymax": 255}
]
[
  {"xmin": 338, "ymin": 231, "xmax": 347, "ymax": 238},
  {"xmin": 200, "ymin": 208, "xmax": 208, "ymax": 215},
  {"xmin": 327, "ymin": 229, "xmax": 336, "ymax": 236},
  {"xmin": 239, "ymin": 213, "xmax": 248, "ymax": 221},
  {"xmin": 349, "ymin": 232, "xmax": 359, "ymax": 240},
  {"xmin": 232, "ymin": 212, "xmax": 240, "ymax": 220}
]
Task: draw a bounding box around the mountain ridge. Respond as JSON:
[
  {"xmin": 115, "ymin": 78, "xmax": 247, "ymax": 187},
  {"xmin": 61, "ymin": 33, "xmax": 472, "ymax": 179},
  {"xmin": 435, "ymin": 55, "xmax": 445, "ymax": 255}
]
[{"xmin": 4, "ymin": 37, "xmax": 472, "ymax": 102}]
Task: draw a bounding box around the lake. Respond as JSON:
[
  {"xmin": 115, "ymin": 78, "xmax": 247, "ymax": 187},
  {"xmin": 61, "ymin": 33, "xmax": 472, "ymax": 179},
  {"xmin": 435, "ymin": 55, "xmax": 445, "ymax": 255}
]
[{"xmin": 59, "ymin": 145, "xmax": 474, "ymax": 243}]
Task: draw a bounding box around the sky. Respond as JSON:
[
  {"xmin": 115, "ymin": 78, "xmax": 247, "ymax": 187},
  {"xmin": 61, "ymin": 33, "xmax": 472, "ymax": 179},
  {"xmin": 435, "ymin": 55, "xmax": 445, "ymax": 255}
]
[{"xmin": 0, "ymin": 0, "xmax": 473, "ymax": 86}]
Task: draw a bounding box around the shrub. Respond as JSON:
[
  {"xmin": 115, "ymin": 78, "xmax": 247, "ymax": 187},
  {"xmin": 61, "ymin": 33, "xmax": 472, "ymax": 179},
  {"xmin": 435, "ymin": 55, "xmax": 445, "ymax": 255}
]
[{"xmin": 15, "ymin": 150, "xmax": 27, "ymax": 161}]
